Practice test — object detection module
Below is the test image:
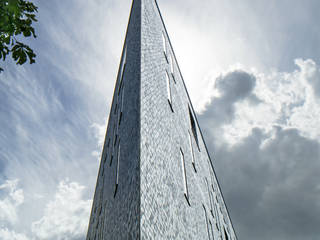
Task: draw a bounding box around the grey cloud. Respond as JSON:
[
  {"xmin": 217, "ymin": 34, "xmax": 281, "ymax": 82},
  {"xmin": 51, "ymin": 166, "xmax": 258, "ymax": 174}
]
[
  {"xmin": 199, "ymin": 108, "xmax": 320, "ymax": 240},
  {"xmin": 202, "ymin": 70, "xmax": 260, "ymax": 126},
  {"xmin": 215, "ymin": 70, "xmax": 256, "ymax": 102}
]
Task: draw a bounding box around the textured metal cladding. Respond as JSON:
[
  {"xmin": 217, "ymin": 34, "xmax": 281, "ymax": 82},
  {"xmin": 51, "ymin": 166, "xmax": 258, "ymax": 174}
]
[
  {"xmin": 86, "ymin": 0, "xmax": 141, "ymax": 239},
  {"xmin": 140, "ymin": 0, "xmax": 237, "ymax": 239},
  {"xmin": 86, "ymin": 0, "xmax": 237, "ymax": 239}
]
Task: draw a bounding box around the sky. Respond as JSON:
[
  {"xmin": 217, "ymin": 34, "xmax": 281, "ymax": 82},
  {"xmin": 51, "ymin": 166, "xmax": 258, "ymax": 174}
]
[{"xmin": 0, "ymin": 0, "xmax": 320, "ymax": 239}]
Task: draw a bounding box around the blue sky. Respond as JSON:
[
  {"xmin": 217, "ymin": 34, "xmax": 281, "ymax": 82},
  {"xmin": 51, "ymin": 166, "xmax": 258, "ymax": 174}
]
[{"xmin": 0, "ymin": 0, "xmax": 320, "ymax": 239}]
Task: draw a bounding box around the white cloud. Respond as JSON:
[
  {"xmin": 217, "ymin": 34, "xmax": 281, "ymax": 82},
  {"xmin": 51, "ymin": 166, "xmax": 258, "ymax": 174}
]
[
  {"xmin": 204, "ymin": 59, "xmax": 320, "ymax": 144},
  {"xmin": 91, "ymin": 121, "xmax": 107, "ymax": 149},
  {"xmin": 0, "ymin": 179, "xmax": 24, "ymax": 225},
  {"xmin": 0, "ymin": 228, "xmax": 29, "ymax": 240},
  {"xmin": 295, "ymin": 58, "xmax": 320, "ymax": 98},
  {"xmin": 31, "ymin": 180, "xmax": 92, "ymax": 240}
]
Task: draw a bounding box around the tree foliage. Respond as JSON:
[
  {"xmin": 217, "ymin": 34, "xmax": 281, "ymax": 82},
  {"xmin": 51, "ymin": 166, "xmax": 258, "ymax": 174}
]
[{"xmin": 0, "ymin": 0, "xmax": 38, "ymax": 72}]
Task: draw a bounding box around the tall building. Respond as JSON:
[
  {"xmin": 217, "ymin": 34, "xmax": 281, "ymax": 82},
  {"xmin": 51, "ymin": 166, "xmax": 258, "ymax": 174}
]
[{"xmin": 86, "ymin": 0, "xmax": 237, "ymax": 239}]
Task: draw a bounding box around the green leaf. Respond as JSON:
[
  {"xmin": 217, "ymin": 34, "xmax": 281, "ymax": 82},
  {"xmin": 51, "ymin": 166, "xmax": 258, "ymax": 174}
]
[{"xmin": 0, "ymin": 0, "xmax": 38, "ymax": 68}]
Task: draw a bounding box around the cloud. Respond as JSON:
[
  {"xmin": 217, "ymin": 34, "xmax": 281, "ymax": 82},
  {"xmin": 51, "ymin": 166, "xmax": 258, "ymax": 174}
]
[
  {"xmin": 91, "ymin": 121, "xmax": 107, "ymax": 150},
  {"xmin": 0, "ymin": 179, "xmax": 24, "ymax": 225},
  {"xmin": 0, "ymin": 0, "xmax": 319, "ymax": 239},
  {"xmin": 0, "ymin": 228, "xmax": 29, "ymax": 240},
  {"xmin": 206, "ymin": 127, "xmax": 320, "ymax": 240},
  {"xmin": 199, "ymin": 59, "xmax": 320, "ymax": 145},
  {"xmin": 295, "ymin": 58, "xmax": 320, "ymax": 98},
  {"xmin": 198, "ymin": 59, "xmax": 320, "ymax": 240},
  {"xmin": 31, "ymin": 180, "xmax": 92, "ymax": 240},
  {"xmin": 215, "ymin": 70, "xmax": 257, "ymax": 103},
  {"xmin": 200, "ymin": 70, "xmax": 258, "ymax": 128}
]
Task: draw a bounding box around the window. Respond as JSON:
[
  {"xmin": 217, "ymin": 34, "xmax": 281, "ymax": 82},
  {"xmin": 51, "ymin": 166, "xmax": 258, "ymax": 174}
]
[
  {"xmin": 98, "ymin": 206, "xmax": 102, "ymax": 216},
  {"xmin": 118, "ymin": 45, "xmax": 127, "ymax": 96},
  {"xmin": 114, "ymin": 103, "xmax": 117, "ymax": 114},
  {"xmin": 188, "ymin": 131, "xmax": 196, "ymax": 172},
  {"xmin": 96, "ymin": 220, "xmax": 99, "ymax": 229},
  {"xmin": 162, "ymin": 32, "xmax": 167, "ymax": 59},
  {"xmin": 214, "ymin": 203, "xmax": 221, "ymax": 232},
  {"xmin": 210, "ymin": 192, "xmax": 215, "ymax": 218},
  {"xmin": 114, "ymin": 134, "xmax": 118, "ymax": 147},
  {"xmin": 113, "ymin": 124, "xmax": 116, "ymax": 145},
  {"xmin": 114, "ymin": 143, "xmax": 120, "ymax": 198},
  {"xmin": 103, "ymin": 153, "xmax": 107, "ymax": 164},
  {"xmin": 113, "ymin": 123, "xmax": 117, "ymax": 147},
  {"xmin": 224, "ymin": 228, "xmax": 229, "ymax": 240},
  {"xmin": 224, "ymin": 216, "xmax": 227, "ymax": 224},
  {"xmin": 166, "ymin": 71, "xmax": 173, "ymax": 112},
  {"xmin": 189, "ymin": 106, "xmax": 199, "ymax": 150},
  {"xmin": 203, "ymin": 204, "xmax": 212, "ymax": 240},
  {"xmin": 205, "ymin": 178, "xmax": 214, "ymax": 217},
  {"xmin": 169, "ymin": 54, "xmax": 176, "ymax": 83},
  {"xmin": 209, "ymin": 220, "xmax": 214, "ymax": 240},
  {"xmin": 119, "ymin": 83, "xmax": 125, "ymax": 125},
  {"xmin": 180, "ymin": 149, "xmax": 190, "ymax": 205},
  {"xmin": 170, "ymin": 54, "xmax": 174, "ymax": 74},
  {"xmin": 119, "ymin": 112, "xmax": 123, "ymax": 125},
  {"xmin": 109, "ymin": 155, "xmax": 113, "ymax": 167}
]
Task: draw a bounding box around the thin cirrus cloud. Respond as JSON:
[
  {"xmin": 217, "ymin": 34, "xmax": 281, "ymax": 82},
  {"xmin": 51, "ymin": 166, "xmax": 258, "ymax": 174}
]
[
  {"xmin": 0, "ymin": 0, "xmax": 319, "ymax": 240},
  {"xmin": 0, "ymin": 0, "xmax": 130, "ymax": 238}
]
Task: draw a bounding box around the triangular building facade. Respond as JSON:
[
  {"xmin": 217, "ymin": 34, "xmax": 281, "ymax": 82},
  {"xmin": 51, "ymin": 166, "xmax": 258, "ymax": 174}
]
[{"xmin": 86, "ymin": 0, "xmax": 237, "ymax": 239}]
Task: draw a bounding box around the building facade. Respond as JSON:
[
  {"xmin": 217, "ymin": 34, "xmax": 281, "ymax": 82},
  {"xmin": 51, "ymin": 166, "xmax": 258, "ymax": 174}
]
[{"xmin": 86, "ymin": 0, "xmax": 237, "ymax": 239}]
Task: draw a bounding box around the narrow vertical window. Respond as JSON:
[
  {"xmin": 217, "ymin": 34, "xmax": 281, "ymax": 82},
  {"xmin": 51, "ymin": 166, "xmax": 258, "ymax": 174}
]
[
  {"xmin": 98, "ymin": 205, "xmax": 102, "ymax": 216},
  {"xmin": 114, "ymin": 135, "xmax": 117, "ymax": 147},
  {"xmin": 188, "ymin": 131, "xmax": 196, "ymax": 172},
  {"xmin": 119, "ymin": 84, "xmax": 124, "ymax": 125},
  {"xmin": 162, "ymin": 32, "xmax": 167, "ymax": 56},
  {"xmin": 203, "ymin": 204, "xmax": 212, "ymax": 240},
  {"xmin": 224, "ymin": 228, "xmax": 229, "ymax": 240},
  {"xmin": 209, "ymin": 192, "xmax": 215, "ymax": 218},
  {"xmin": 209, "ymin": 220, "xmax": 214, "ymax": 240},
  {"xmin": 166, "ymin": 71, "xmax": 173, "ymax": 112},
  {"xmin": 114, "ymin": 103, "xmax": 117, "ymax": 114},
  {"xmin": 180, "ymin": 148, "xmax": 190, "ymax": 205},
  {"xmin": 113, "ymin": 124, "xmax": 116, "ymax": 145},
  {"xmin": 109, "ymin": 155, "xmax": 113, "ymax": 167},
  {"xmin": 170, "ymin": 54, "xmax": 174, "ymax": 74},
  {"xmin": 214, "ymin": 203, "xmax": 221, "ymax": 232},
  {"xmin": 189, "ymin": 106, "xmax": 200, "ymax": 150},
  {"xmin": 96, "ymin": 220, "xmax": 99, "ymax": 229},
  {"xmin": 110, "ymin": 125, "xmax": 116, "ymax": 166},
  {"xmin": 205, "ymin": 178, "xmax": 214, "ymax": 217},
  {"xmin": 114, "ymin": 143, "xmax": 120, "ymax": 198},
  {"xmin": 103, "ymin": 152, "xmax": 107, "ymax": 164},
  {"xmin": 169, "ymin": 54, "xmax": 176, "ymax": 83},
  {"xmin": 118, "ymin": 45, "xmax": 127, "ymax": 96}
]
